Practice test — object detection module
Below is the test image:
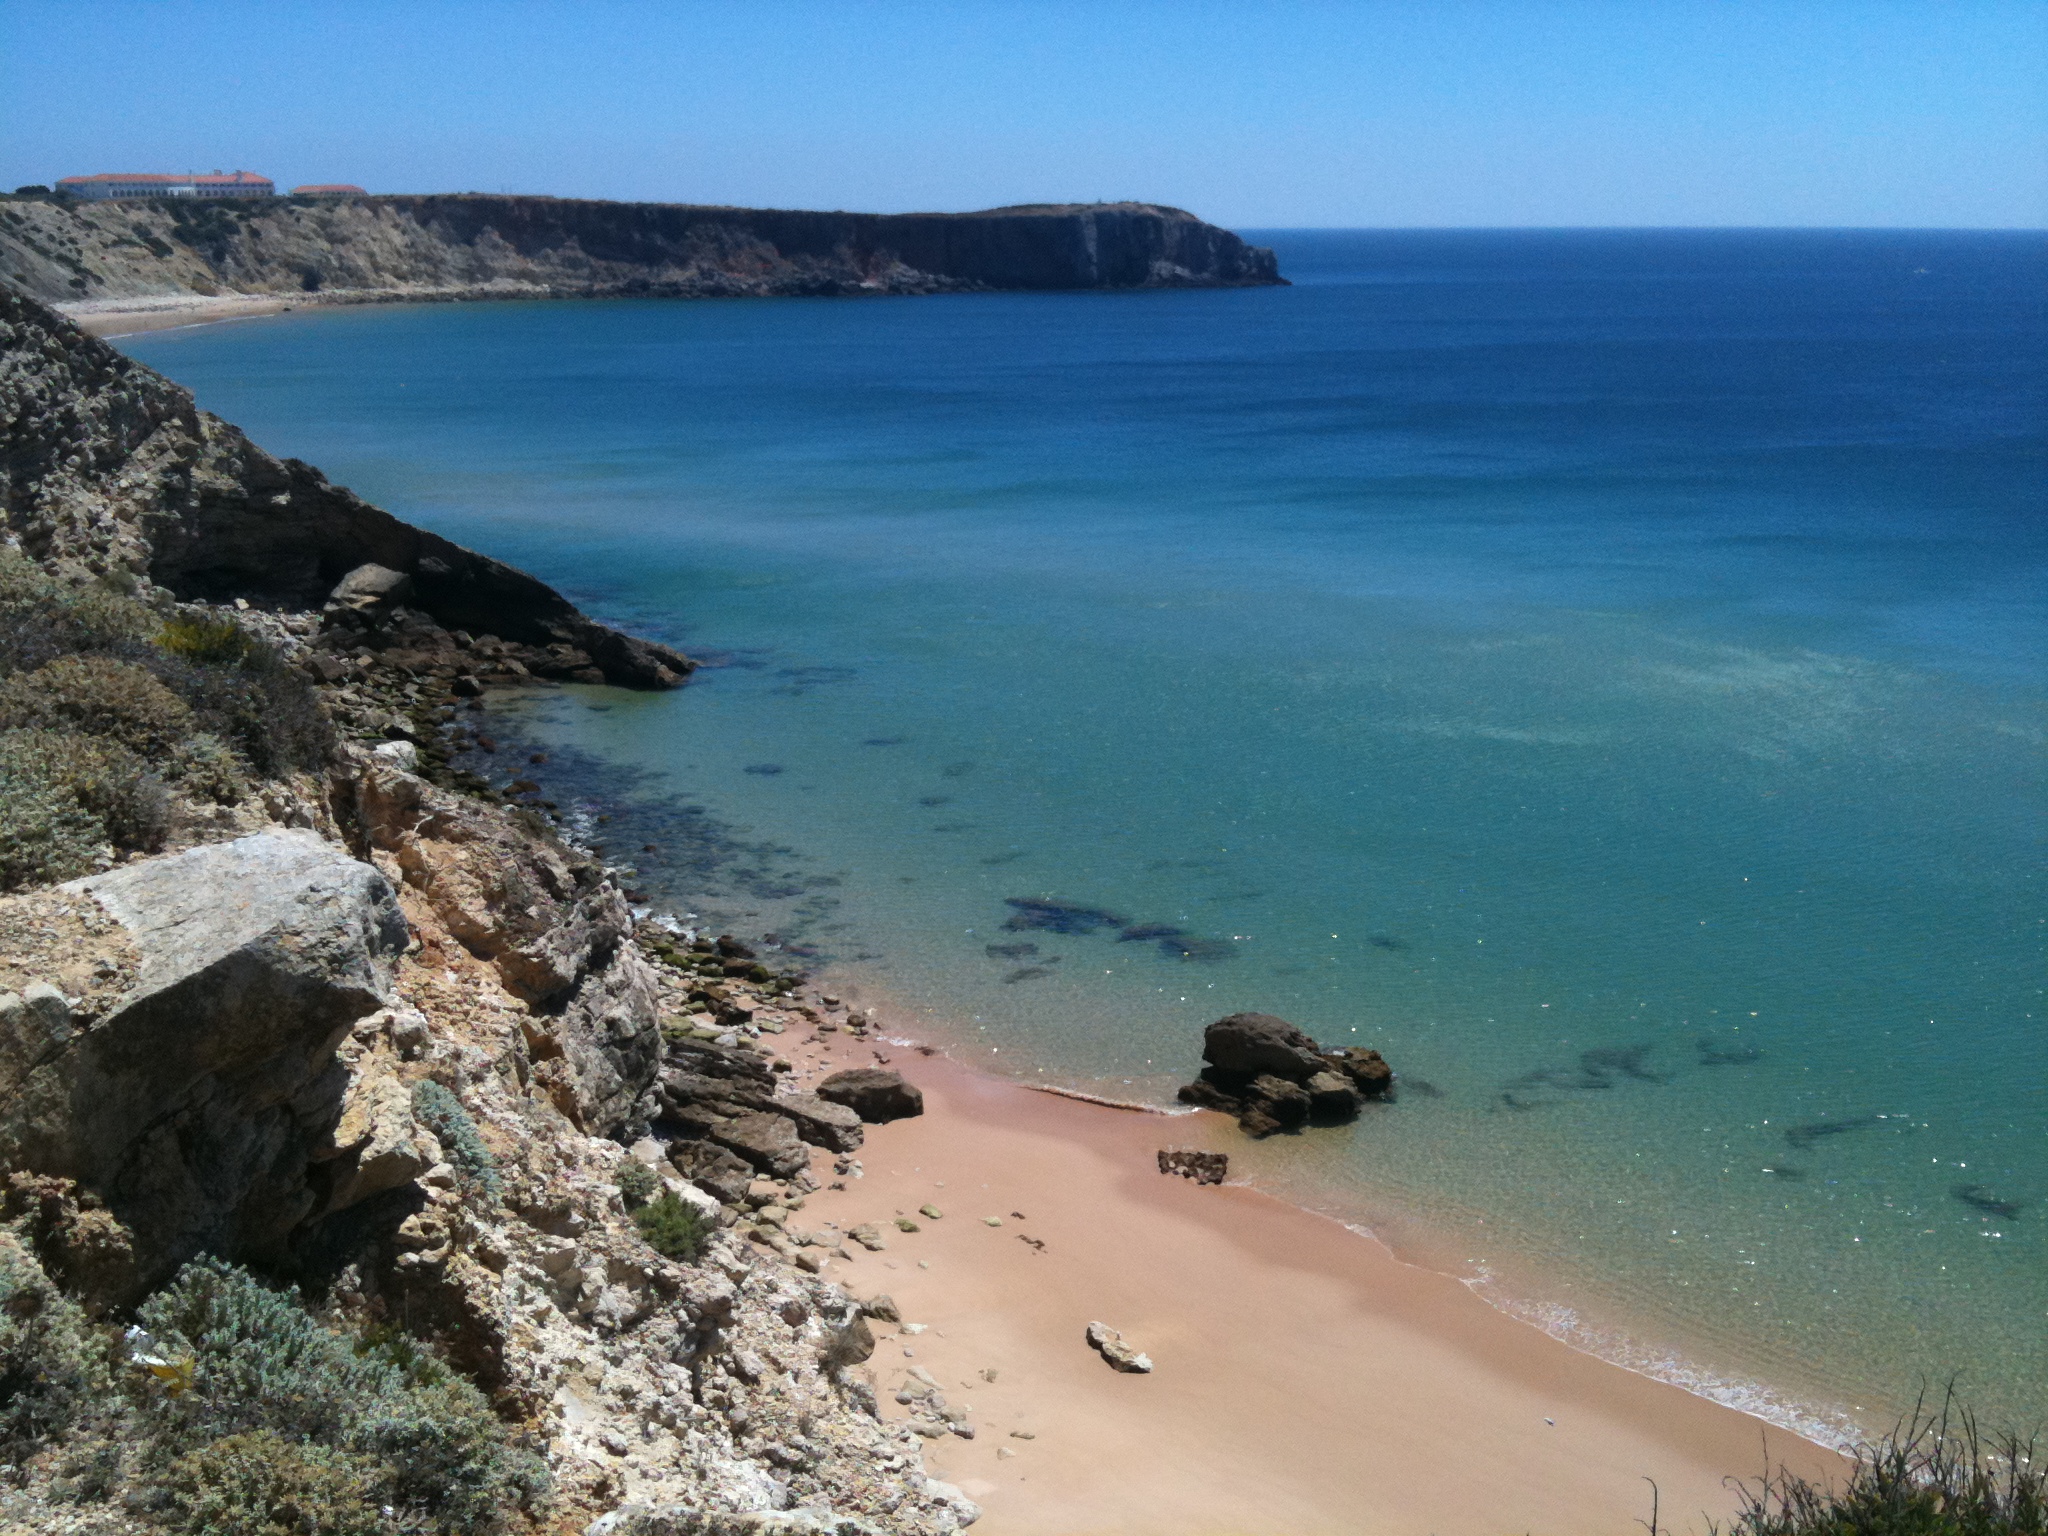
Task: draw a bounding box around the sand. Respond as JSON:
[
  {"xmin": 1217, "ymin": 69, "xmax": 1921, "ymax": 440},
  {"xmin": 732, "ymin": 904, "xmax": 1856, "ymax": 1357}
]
[
  {"xmin": 57, "ymin": 294, "xmax": 303, "ymax": 337},
  {"xmin": 774, "ymin": 1031, "xmax": 1845, "ymax": 1536}
]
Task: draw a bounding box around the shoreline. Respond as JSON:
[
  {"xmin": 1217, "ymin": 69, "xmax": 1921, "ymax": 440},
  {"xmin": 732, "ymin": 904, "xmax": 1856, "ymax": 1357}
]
[{"xmin": 766, "ymin": 1015, "xmax": 1850, "ymax": 1534}]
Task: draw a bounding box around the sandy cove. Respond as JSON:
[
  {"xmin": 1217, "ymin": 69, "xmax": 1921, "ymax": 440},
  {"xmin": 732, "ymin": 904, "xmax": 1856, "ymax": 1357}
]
[{"xmin": 771, "ymin": 1027, "xmax": 1844, "ymax": 1536}]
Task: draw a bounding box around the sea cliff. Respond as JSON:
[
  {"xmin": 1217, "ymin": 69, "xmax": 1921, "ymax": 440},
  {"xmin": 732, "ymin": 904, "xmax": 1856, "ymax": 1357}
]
[
  {"xmin": 0, "ymin": 287, "xmax": 981, "ymax": 1531},
  {"xmin": 0, "ymin": 193, "xmax": 1283, "ymax": 309}
]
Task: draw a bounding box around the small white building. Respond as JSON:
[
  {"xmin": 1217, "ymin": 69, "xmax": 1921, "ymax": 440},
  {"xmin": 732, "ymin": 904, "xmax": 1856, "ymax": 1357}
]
[{"xmin": 56, "ymin": 171, "xmax": 275, "ymax": 201}]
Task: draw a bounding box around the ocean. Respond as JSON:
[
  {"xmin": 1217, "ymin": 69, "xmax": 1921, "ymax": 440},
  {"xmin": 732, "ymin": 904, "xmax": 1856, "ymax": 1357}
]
[{"xmin": 126, "ymin": 228, "xmax": 2047, "ymax": 1439}]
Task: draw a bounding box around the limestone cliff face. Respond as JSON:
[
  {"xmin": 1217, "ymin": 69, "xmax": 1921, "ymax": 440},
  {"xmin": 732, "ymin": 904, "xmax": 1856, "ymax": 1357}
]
[
  {"xmin": 0, "ymin": 192, "xmax": 1282, "ymax": 306},
  {"xmin": 0, "ymin": 286, "xmax": 691, "ymax": 687}
]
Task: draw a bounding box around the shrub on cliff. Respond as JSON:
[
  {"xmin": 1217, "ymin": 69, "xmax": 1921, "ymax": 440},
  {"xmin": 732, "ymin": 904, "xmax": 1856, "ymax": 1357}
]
[
  {"xmin": 0, "ymin": 654, "xmax": 196, "ymax": 755},
  {"xmin": 410, "ymin": 1081, "xmax": 503, "ymax": 1203},
  {"xmin": 0, "ymin": 1232, "xmax": 107, "ymax": 1458},
  {"xmin": 133, "ymin": 1258, "xmax": 547, "ymax": 1531},
  {"xmin": 0, "ymin": 547, "xmax": 156, "ymax": 674},
  {"xmin": 0, "ymin": 727, "xmax": 168, "ymax": 889},
  {"xmin": 616, "ymin": 1158, "xmax": 659, "ymax": 1210},
  {"xmin": 632, "ymin": 1191, "xmax": 711, "ymax": 1261}
]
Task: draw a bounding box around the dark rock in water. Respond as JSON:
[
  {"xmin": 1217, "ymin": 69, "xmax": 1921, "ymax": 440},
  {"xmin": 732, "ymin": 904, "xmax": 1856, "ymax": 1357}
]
[
  {"xmin": 1698, "ymin": 1038, "xmax": 1764, "ymax": 1066},
  {"xmin": 814, "ymin": 1068, "xmax": 924, "ymax": 1124},
  {"xmin": 1177, "ymin": 1012, "xmax": 1394, "ymax": 1137},
  {"xmin": 1366, "ymin": 935, "xmax": 1408, "ymax": 951},
  {"xmin": 1157, "ymin": 1148, "xmax": 1228, "ymax": 1185},
  {"xmin": 1783, "ymin": 1116, "xmax": 1878, "ymax": 1152},
  {"xmin": 1401, "ymin": 1078, "xmax": 1446, "ymax": 1099},
  {"xmin": 863, "ymin": 737, "xmax": 908, "ymax": 746},
  {"xmin": 1200, "ymin": 1013, "xmax": 1325, "ymax": 1079},
  {"xmin": 919, "ymin": 796, "xmax": 952, "ymax": 806},
  {"xmin": 1118, "ymin": 924, "xmax": 1188, "ymax": 943},
  {"xmin": 940, "ymin": 761, "xmax": 975, "ymax": 778},
  {"xmin": 985, "ymin": 942, "xmax": 1038, "ymax": 960},
  {"xmin": 715, "ymin": 934, "xmax": 756, "ymax": 959},
  {"xmin": 1002, "ymin": 897, "xmax": 1128, "ymax": 935},
  {"xmin": 1953, "ymin": 1184, "xmax": 2024, "ymax": 1220},
  {"xmin": 1001, "ymin": 966, "xmax": 1052, "ymax": 984},
  {"xmin": 743, "ymin": 763, "xmax": 785, "ymax": 776}
]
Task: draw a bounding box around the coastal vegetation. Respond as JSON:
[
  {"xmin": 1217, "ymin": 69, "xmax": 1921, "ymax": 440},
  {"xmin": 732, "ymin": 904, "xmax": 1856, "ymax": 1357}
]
[{"xmin": 1709, "ymin": 1394, "xmax": 2044, "ymax": 1536}]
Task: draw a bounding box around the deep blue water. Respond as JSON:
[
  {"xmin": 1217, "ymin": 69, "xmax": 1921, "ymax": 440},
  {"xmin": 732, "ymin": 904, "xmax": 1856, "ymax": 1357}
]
[{"xmin": 127, "ymin": 229, "xmax": 2047, "ymax": 1437}]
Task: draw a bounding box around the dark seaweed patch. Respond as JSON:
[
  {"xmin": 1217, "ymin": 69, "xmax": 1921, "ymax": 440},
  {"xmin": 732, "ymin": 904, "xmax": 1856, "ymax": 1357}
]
[
  {"xmin": 1002, "ymin": 966, "xmax": 1053, "ymax": 984},
  {"xmin": 1003, "ymin": 897, "xmax": 1129, "ymax": 935},
  {"xmin": 1953, "ymin": 1184, "xmax": 2025, "ymax": 1220},
  {"xmin": 1496, "ymin": 1044, "xmax": 1665, "ymax": 1110},
  {"xmin": 1159, "ymin": 936, "xmax": 1235, "ymax": 963},
  {"xmin": 1367, "ymin": 934, "xmax": 1409, "ymax": 951},
  {"xmin": 743, "ymin": 763, "xmax": 785, "ymax": 776},
  {"xmin": 862, "ymin": 736, "xmax": 908, "ymax": 746},
  {"xmin": 940, "ymin": 761, "xmax": 975, "ymax": 778},
  {"xmin": 1698, "ymin": 1037, "xmax": 1765, "ymax": 1066},
  {"xmin": 1401, "ymin": 1078, "xmax": 1446, "ymax": 1099},
  {"xmin": 918, "ymin": 795, "xmax": 952, "ymax": 806},
  {"xmin": 980, "ymin": 851, "xmax": 1026, "ymax": 865},
  {"xmin": 1782, "ymin": 1116, "xmax": 1879, "ymax": 1152},
  {"xmin": 985, "ymin": 942, "xmax": 1038, "ymax": 960},
  {"xmin": 1117, "ymin": 923, "xmax": 1188, "ymax": 943}
]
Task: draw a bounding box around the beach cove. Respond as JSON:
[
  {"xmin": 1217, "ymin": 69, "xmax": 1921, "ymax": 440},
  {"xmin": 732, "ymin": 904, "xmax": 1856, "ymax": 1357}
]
[{"xmin": 117, "ymin": 226, "xmax": 2047, "ymax": 1459}]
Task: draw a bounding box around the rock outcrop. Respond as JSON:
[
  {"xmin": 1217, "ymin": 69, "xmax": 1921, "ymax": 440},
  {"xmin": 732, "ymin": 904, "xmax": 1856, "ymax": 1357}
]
[
  {"xmin": 813, "ymin": 1068, "xmax": 923, "ymax": 1124},
  {"xmin": 0, "ymin": 286, "xmax": 692, "ymax": 688},
  {"xmin": 1177, "ymin": 1012, "xmax": 1394, "ymax": 1137},
  {"xmin": 1, "ymin": 193, "xmax": 1282, "ymax": 308},
  {"xmin": 0, "ymin": 831, "xmax": 406, "ymax": 1299}
]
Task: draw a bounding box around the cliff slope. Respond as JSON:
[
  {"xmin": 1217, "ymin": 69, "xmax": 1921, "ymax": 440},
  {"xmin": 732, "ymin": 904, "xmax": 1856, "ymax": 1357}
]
[{"xmin": 0, "ymin": 193, "xmax": 1282, "ymax": 307}]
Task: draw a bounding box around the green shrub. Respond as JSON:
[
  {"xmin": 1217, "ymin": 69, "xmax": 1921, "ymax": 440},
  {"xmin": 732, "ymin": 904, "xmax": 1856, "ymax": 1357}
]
[
  {"xmin": 410, "ymin": 1081, "xmax": 502, "ymax": 1204},
  {"xmin": 134, "ymin": 1259, "xmax": 546, "ymax": 1531},
  {"xmin": 0, "ymin": 1232, "xmax": 105, "ymax": 1457},
  {"xmin": 632, "ymin": 1191, "xmax": 711, "ymax": 1261},
  {"xmin": 616, "ymin": 1158, "xmax": 659, "ymax": 1210},
  {"xmin": 0, "ymin": 727, "xmax": 168, "ymax": 889},
  {"xmin": 0, "ymin": 546, "xmax": 156, "ymax": 675},
  {"xmin": 0, "ymin": 654, "xmax": 196, "ymax": 754},
  {"xmin": 157, "ymin": 615, "xmax": 253, "ymax": 667},
  {"xmin": 163, "ymin": 1432, "xmax": 384, "ymax": 1536},
  {"xmin": 168, "ymin": 732, "xmax": 248, "ymax": 805},
  {"xmin": 152, "ymin": 630, "xmax": 332, "ymax": 778}
]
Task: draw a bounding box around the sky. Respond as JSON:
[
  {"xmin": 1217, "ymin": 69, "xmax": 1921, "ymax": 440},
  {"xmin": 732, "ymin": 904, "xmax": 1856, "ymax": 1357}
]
[{"xmin": 3, "ymin": 1, "xmax": 2043, "ymax": 228}]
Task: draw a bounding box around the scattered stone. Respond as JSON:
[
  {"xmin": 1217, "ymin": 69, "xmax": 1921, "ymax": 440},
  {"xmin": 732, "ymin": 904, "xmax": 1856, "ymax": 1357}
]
[
  {"xmin": 858, "ymin": 1293, "xmax": 901, "ymax": 1323},
  {"xmin": 1084, "ymin": 1321, "xmax": 1153, "ymax": 1374},
  {"xmin": 981, "ymin": 1216, "xmax": 1002, "ymax": 1227},
  {"xmin": 895, "ymin": 1217, "xmax": 921, "ymax": 1233},
  {"xmin": 847, "ymin": 1222, "xmax": 888, "ymax": 1251},
  {"xmin": 918, "ymin": 1204, "xmax": 944, "ymax": 1220}
]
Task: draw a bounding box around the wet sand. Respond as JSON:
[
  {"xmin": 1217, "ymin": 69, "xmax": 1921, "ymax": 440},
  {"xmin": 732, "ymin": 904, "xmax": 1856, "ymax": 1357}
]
[{"xmin": 781, "ymin": 1032, "xmax": 1844, "ymax": 1536}]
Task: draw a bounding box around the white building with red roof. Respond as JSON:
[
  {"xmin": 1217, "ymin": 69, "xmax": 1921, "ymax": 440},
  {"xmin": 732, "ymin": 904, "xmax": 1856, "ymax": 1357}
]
[{"xmin": 56, "ymin": 171, "xmax": 275, "ymax": 201}]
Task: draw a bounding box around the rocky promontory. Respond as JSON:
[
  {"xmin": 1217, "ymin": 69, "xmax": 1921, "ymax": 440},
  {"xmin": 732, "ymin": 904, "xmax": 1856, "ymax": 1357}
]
[
  {"xmin": 1178, "ymin": 1012, "xmax": 1394, "ymax": 1136},
  {"xmin": 0, "ymin": 192, "xmax": 1283, "ymax": 311}
]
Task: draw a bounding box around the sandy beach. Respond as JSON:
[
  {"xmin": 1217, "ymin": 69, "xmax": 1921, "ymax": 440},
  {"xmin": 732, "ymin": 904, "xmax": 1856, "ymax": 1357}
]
[
  {"xmin": 57, "ymin": 293, "xmax": 303, "ymax": 336},
  {"xmin": 773, "ymin": 1026, "xmax": 1845, "ymax": 1536}
]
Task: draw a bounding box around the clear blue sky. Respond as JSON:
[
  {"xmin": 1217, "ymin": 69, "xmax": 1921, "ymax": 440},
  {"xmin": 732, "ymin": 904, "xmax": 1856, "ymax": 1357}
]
[{"xmin": 5, "ymin": 1, "xmax": 2043, "ymax": 227}]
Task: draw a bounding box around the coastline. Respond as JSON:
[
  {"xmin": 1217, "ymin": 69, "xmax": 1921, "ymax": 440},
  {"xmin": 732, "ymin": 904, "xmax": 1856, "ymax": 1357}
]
[
  {"xmin": 60, "ymin": 292, "xmax": 306, "ymax": 336},
  {"xmin": 769, "ymin": 1012, "xmax": 1849, "ymax": 1534}
]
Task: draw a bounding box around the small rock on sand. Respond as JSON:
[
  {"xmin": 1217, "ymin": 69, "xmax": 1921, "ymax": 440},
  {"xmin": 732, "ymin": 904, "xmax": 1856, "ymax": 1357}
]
[{"xmin": 1085, "ymin": 1320, "xmax": 1154, "ymax": 1373}]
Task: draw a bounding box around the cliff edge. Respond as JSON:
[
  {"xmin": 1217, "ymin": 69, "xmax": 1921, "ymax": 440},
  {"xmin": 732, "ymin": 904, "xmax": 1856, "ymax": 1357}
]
[{"xmin": 0, "ymin": 193, "xmax": 1283, "ymax": 308}]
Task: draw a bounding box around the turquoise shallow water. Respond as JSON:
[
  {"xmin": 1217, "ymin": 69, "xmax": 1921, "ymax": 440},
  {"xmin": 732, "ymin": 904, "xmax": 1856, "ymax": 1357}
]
[{"xmin": 128, "ymin": 230, "xmax": 2046, "ymax": 1437}]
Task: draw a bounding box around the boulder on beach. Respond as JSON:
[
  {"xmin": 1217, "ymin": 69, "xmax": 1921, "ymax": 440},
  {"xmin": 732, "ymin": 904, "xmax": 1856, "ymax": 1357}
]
[
  {"xmin": 1085, "ymin": 1320, "xmax": 1153, "ymax": 1374},
  {"xmin": 1157, "ymin": 1148, "xmax": 1229, "ymax": 1185},
  {"xmin": 1176, "ymin": 1011, "xmax": 1394, "ymax": 1137},
  {"xmin": 814, "ymin": 1067, "xmax": 924, "ymax": 1123}
]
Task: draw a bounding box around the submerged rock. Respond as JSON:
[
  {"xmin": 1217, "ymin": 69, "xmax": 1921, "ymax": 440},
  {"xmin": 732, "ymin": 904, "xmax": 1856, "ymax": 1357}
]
[{"xmin": 1176, "ymin": 1011, "xmax": 1394, "ymax": 1137}]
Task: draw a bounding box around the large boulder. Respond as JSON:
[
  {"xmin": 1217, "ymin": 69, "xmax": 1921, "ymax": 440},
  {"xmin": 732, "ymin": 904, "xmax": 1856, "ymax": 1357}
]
[
  {"xmin": 1200, "ymin": 1013, "xmax": 1325, "ymax": 1079},
  {"xmin": 709, "ymin": 1112, "xmax": 810, "ymax": 1179},
  {"xmin": 1176, "ymin": 1011, "xmax": 1394, "ymax": 1138},
  {"xmin": 773, "ymin": 1092, "xmax": 864, "ymax": 1154},
  {"xmin": 814, "ymin": 1068, "xmax": 923, "ymax": 1124},
  {"xmin": 0, "ymin": 831, "xmax": 407, "ymax": 1298}
]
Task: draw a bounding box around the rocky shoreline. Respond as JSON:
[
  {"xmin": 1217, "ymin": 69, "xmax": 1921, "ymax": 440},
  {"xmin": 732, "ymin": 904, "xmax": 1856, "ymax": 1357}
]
[{"xmin": 0, "ymin": 286, "xmax": 988, "ymax": 1532}]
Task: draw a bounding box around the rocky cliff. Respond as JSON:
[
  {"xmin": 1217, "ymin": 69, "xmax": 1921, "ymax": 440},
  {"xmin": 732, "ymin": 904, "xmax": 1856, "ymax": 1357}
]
[
  {"xmin": 0, "ymin": 193, "xmax": 1282, "ymax": 308},
  {"xmin": 0, "ymin": 290, "xmax": 978, "ymax": 1531}
]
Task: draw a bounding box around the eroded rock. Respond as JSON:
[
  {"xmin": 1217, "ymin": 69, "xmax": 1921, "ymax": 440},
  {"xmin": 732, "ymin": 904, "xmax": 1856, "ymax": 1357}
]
[{"xmin": 812, "ymin": 1069, "xmax": 923, "ymax": 1124}]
